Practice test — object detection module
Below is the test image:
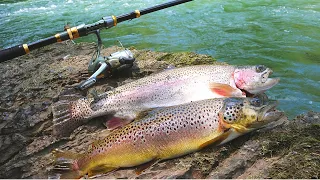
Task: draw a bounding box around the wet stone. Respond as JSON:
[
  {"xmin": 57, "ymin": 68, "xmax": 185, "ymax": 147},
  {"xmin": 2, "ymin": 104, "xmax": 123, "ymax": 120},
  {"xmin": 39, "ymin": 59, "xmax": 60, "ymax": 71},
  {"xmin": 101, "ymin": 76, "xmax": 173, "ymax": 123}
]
[{"xmin": 0, "ymin": 42, "xmax": 318, "ymax": 179}]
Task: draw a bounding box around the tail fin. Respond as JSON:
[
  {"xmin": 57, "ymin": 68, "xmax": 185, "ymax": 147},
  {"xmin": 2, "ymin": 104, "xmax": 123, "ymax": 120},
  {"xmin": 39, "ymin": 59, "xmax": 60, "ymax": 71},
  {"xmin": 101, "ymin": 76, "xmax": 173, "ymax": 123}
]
[
  {"xmin": 51, "ymin": 149, "xmax": 83, "ymax": 179},
  {"xmin": 52, "ymin": 97, "xmax": 94, "ymax": 138}
]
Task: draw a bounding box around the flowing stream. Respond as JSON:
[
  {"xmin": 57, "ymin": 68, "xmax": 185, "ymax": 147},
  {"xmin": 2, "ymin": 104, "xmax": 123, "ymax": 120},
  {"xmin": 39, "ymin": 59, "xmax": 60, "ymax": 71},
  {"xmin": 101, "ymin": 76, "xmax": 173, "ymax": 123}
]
[{"xmin": 1, "ymin": 0, "xmax": 319, "ymax": 118}]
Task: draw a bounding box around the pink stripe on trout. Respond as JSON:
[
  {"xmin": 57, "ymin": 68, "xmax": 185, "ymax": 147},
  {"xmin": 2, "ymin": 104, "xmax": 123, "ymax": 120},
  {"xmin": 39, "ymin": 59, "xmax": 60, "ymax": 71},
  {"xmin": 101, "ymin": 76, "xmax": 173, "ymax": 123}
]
[{"xmin": 52, "ymin": 65, "xmax": 279, "ymax": 137}]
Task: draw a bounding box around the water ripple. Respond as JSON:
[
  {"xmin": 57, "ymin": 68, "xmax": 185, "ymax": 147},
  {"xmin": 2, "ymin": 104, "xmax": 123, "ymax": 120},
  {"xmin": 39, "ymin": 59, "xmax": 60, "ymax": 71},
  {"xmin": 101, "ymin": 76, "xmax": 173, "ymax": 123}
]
[{"xmin": 0, "ymin": 0, "xmax": 319, "ymax": 118}]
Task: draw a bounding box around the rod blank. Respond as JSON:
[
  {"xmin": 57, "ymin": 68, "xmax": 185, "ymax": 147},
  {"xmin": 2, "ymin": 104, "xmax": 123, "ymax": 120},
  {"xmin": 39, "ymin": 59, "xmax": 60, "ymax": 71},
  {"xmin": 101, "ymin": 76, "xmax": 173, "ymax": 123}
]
[{"xmin": 0, "ymin": 0, "xmax": 193, "ymax": 63}]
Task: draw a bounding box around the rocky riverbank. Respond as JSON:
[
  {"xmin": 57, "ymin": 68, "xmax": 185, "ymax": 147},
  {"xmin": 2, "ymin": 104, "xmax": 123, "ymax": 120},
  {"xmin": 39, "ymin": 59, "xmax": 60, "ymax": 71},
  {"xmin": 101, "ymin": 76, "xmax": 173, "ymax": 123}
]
[{"xmin": 0, "ymin": 42, "xmax": 318, "ymax": 179}]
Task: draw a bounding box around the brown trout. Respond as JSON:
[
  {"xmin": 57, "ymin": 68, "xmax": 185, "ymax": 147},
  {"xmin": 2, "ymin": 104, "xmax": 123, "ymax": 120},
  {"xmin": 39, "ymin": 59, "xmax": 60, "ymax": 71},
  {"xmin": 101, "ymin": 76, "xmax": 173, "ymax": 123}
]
[
  {"xmin": 52, "ymin": 95, "xmax": 283, "ymax": 178},
  {"xmin": 52, "ymin": 65, "xmax": 279, "ymax": 137}
]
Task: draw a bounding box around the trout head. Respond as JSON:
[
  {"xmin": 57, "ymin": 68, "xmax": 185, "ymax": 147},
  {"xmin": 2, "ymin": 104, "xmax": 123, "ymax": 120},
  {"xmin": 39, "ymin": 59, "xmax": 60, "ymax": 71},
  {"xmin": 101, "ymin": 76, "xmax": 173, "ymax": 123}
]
[
  {"xmin": 219, "ymin": 94, "xmax": 284, "ymax": 133},
  {"xmin": 234, "ymin": 65, "xmax": 280, "ymax": 95}
]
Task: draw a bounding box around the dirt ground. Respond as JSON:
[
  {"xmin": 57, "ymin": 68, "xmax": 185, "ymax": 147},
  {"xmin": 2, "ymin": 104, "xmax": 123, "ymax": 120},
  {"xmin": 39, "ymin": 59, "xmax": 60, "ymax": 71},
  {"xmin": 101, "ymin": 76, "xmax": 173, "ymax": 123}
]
[{"xmin": 0, "ymin": 42, "xmax": 319, "ymax": 179}]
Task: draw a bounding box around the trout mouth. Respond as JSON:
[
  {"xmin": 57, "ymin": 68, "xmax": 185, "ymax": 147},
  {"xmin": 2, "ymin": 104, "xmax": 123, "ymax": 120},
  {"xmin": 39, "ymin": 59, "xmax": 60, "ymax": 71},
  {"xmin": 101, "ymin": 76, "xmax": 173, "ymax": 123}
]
[
  {"xmin": 245, "ymin": 77, "xmax": 280, "ymax": 95},
  {"xmin": 249, "ymin": 101, "xmax": 284, "ymax": 129},
  {"xmin": 259, "ymin": 101, "xmax": 284, "ymax": 123}
]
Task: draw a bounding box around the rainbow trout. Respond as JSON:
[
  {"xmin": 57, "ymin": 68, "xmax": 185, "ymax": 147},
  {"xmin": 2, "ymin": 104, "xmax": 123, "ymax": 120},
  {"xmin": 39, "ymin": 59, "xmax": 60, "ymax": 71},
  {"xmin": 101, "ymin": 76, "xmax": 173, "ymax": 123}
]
[
  {"xmin": 52, "ymin": 65, "xmax": 279, "ymax": 137},
  {"xmin": 52, "ymin": 96, "xmax": 284, "ymax": 178}
]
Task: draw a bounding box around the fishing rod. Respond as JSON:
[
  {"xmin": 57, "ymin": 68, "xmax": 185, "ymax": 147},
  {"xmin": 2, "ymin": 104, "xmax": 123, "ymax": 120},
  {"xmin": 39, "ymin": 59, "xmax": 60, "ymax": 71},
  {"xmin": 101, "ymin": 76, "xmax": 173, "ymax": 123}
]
[{"xmin": 0, "ymin": 0, "xmax": 193, "ymax": 62}]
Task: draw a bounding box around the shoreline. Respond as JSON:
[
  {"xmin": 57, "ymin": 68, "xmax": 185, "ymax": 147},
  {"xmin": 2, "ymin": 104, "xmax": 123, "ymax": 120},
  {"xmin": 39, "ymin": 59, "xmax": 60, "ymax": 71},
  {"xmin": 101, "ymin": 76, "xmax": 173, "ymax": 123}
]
[{"xmin": 0, "ymin": 42, "xmax": 318, "ymax": 178}]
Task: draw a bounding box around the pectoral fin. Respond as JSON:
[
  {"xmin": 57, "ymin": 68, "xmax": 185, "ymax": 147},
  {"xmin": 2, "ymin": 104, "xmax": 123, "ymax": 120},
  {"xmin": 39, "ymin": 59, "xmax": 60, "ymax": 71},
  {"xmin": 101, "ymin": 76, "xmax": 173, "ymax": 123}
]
[
  {"xmin": 209, "ymin": 83, "xmax": 245, "ymax": 97},
  {"xmin": 229, "ymin": 124, "xmax": 249, "ymax": 133},
  {"xmin": 199, "ymin": 130, "xmax": 231, "ymax": 149}
]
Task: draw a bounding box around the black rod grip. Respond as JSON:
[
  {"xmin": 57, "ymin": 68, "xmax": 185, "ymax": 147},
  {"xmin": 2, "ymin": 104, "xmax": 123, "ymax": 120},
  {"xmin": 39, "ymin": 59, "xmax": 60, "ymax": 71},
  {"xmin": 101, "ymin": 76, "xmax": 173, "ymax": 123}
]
[
  {"xmin": 0, "ymin": 35, "xmax": 59, "ymax": 63},
  {"xmin": 28, "ymin": 36, "xmax": 58, "ymax": 50},
  {"xmin": 0, "ymin": 0, "xmax": 193, "ymax": 62},
  {"xmin": 0, "ymin": 45, "xmax": 26, "ymax": 63}
]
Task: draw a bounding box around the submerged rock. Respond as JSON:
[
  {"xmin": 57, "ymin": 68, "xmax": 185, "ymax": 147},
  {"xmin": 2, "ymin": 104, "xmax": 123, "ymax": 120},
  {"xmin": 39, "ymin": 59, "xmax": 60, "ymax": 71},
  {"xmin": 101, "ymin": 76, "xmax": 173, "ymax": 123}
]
[{"xmin": 0, "ymin": 42, "xmax": 318, "ymax": 179}]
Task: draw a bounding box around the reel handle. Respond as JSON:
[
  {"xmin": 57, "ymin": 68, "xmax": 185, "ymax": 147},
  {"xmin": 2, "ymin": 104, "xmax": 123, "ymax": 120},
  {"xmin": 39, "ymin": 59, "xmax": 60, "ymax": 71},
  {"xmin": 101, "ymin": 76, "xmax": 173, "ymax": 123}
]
[
  {"xmin": 77, "ymin": 78, "xmax": 97, "ymax": 90},
  {"xmin": 77, "ymin": 62, "xmax": 108, "ymax": 90}
]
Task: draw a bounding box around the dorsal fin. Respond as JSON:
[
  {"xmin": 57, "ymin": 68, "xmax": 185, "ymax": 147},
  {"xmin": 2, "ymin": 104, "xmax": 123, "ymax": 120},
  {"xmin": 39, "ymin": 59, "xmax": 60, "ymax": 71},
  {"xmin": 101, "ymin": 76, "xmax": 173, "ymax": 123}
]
[
  {"xmin": 135, "ymin": 109, "xmax": 156, "ymax": 120},
  {"xmin": 134, "ymin": 107, "xmax": 165, "ymax": 123},
  {"xmin": 103, "ymin": 107, "xmax": 167, "ymax": 130}
]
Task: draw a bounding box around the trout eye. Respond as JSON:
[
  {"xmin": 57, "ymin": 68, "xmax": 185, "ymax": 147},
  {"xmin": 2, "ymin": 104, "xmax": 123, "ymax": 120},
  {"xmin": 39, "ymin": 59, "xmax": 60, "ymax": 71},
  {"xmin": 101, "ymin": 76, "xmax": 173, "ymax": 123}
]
[
  {"xmin": 250, "ymin": 98, "xmax": 261, "ymax": 107},
  {"xmin": 252, "ymin": 93, "xmax": 268, "ymax": 104},
  {"xmin": 255, "ymin": 65, "xmax": 266, "ymax": 73}
]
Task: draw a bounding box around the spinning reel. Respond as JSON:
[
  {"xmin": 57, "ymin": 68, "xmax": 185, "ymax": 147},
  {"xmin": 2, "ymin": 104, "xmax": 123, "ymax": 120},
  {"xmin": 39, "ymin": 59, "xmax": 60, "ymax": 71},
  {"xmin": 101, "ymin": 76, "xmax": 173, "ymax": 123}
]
[{"xmin": 78, "ymin": 30, "xmax": 135, "ymax": 90}]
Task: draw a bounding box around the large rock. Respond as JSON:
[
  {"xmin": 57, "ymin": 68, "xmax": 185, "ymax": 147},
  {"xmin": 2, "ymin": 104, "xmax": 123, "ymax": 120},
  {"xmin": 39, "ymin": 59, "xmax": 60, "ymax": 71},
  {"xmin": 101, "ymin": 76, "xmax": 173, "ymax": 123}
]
[{"xmin": 0, "ymin": 42, "xmax": 318, "ymax": 179}]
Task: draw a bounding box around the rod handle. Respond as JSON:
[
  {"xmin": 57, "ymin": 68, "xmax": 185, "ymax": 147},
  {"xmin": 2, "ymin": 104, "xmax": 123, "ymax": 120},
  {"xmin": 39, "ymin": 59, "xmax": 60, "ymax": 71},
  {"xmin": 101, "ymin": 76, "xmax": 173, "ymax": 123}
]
[{"xmin": 0, "ymin": 44, "xmax": 27, "ymax": 63}]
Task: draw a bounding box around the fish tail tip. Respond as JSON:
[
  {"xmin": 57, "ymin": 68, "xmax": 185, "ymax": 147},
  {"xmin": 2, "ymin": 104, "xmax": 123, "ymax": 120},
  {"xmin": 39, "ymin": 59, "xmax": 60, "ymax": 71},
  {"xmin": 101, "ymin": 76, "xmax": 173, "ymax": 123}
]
[
  {"xmin": 51, "ymin": 149, "xmax": 82, "ymax": 179},
  {"xmin": 52, "ymin": 98, "xmax": 93, "ymax": 138}
]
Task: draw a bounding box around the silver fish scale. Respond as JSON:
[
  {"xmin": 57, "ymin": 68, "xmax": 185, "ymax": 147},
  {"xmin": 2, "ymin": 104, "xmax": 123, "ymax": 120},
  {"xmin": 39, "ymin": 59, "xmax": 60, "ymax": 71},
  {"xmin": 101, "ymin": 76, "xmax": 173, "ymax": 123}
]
[
  {"xmin": 52, "ymin": 65, "xmax": 239, "ymax": 137},
  {"xmin": 90, "ymin": 65, "xmax": 235, "ymax": 117}
]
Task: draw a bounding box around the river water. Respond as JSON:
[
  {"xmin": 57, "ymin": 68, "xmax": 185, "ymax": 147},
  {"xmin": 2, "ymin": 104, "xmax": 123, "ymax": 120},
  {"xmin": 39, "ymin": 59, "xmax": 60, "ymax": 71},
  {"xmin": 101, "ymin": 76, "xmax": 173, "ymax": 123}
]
[{"xmin": 1, "ymin": 0, "xmax": 319, "ymax": 118}]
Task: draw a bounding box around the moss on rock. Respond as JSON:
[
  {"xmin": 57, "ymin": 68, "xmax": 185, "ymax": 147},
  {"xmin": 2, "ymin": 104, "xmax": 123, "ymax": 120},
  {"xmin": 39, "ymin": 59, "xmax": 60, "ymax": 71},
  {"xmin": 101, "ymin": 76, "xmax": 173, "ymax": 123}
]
[
  {"xmin": 262, "ymin": 121, "xmax": 320, "ymax": 179},
  {"xmin": 156, "ymin": 52, "xmax": 221, "ymax": 67},
  {"xmin": 0, "ymin": 42, "xmax": 319, "ymax": 179}
]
